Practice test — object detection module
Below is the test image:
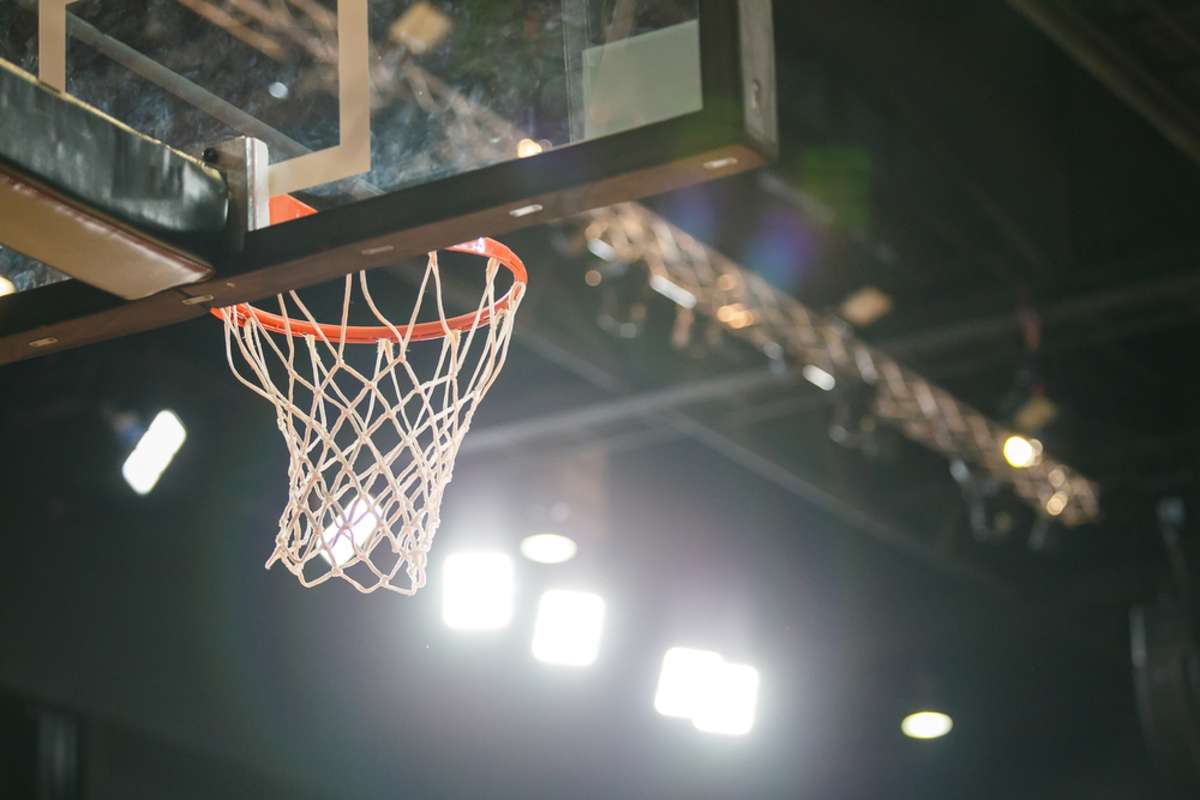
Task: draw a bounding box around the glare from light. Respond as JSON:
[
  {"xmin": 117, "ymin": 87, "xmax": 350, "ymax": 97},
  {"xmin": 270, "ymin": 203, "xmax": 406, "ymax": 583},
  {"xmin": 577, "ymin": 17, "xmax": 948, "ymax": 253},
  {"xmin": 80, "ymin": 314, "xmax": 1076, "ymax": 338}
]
[
  {"xmin": 442, "ymin": 552, "xmax": 514, "ymax": 630},
  {"xmin": 267, "ymin": 81, "xmax": 289, "ymax": 99},
  {"xmin": 509, "ymin": 203, "xmax": 543, "ymax": 218},
  {"xmin": 520, "ymin": 533, "xmax": 578, "ymax": 564},
  {"xmin": 1045, "ymin": 491, "xmax": 1068, "ymax": 517},
  {"xmin": 901, "ymin": 710, "xmax": 954, "ymax": 740},
  {"xmin": 702, "ymin": 156, "xmax": 739, "ymax": 171},
  {"xmin": 531, "ymin": 590, "xmax": 605, "ymax": 667},
  {"xmin": 121, "ymin": 410, "xmax": 187, "ymax": 495},
  {"xmin": 319, "ymin": 496, "xmax": 379, "ymax": 567},
  {"xmin": 691, "ymin": 661, "xmax": 760, "ymax": 736},
  {"xmin": 0, "ymin": 276, "xmax": 15, "ymax": 297},
  {"xmin": 802, "ymin": 364, "xmax": 836, "ymax": 392},
  {"xmin": 716, "ymin": 304, "xmax": 743, "ymax": 323},
  {"xmin": 729, "ymin": 310, "xmax": 755, "ymax": 329},
  {"xmin": 586, "ymin": 237, "xmax": 618, "ymax": 261},
  {"xmin": 1002, "ymin": 435, "xmax": 1040, "ymax": 468},
  {"xmin": 654, "ymin": 647, "xmax": 724, "ymax": 720},
  {"xmin": 517, "ymin": 137, "xmax": 544, "ymax": 158},
  {"xmin": 649, "ymin": 274, "xmax": 697, "ymax": 309}
]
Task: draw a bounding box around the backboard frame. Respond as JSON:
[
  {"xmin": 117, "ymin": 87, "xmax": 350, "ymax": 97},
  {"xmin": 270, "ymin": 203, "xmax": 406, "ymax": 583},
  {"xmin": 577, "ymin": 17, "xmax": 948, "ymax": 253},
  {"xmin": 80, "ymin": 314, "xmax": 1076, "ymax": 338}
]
[{"xmin": 0, "ymin": 0, "xmax": 776, "ymax": 365}]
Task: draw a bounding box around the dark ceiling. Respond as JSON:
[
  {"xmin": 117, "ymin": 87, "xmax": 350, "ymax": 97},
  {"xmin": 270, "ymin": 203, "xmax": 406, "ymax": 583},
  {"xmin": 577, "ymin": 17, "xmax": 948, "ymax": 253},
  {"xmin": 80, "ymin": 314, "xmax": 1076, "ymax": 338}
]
[{"xmin": 4, "ymin": 0, "xmax": 1200, "ymax": 797}]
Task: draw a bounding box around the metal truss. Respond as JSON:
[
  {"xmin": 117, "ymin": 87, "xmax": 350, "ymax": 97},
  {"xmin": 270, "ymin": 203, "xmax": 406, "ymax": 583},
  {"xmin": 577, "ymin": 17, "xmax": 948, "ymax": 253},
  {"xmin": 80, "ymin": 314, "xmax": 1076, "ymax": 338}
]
[{"xmin": 579, "ymin": 202, "xmax": 1101, "ymax": 527}]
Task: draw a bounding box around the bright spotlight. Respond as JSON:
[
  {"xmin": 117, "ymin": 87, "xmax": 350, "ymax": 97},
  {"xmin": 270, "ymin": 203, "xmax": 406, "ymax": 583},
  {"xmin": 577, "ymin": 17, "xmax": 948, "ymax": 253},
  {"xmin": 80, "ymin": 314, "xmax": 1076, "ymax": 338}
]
[
  {"xmin": 1002, "ymin": 435, "xmax": 1040, "ymax": 468},
  {"xmin": 442, "ymin": 552, "xmax": 514, "ymax": 630},
  {"xmin": 802, "ymin": 364, "xmax": 836, "ymax": 392},
  {"xmin": 319, "ymin": 496, "xmax": 379, "ymax": 567},
  {"xmin": 531, "ymin": 590, "xmax": 605, "ymax": 667},
  {"xmin": 520, "ymin": 533, "xmax": 578, "ymax": 564},
  {"xmin": 516, "ymin": 137, "xmax": 543, "ymax": 158},
  {"xmin": 655, "ymin": 647, "xmax": 724, "ymax": 719},
  {"xmin": 655, "ymin": 647, "xmax": 759, "ymax": 735},
  {"xmin": 1045, "ymin": 491, "xmax": 1068, "ymax": 517},
  {"xmin": 121, "ymin": 410, "xmax": 187, "ymax": 495},
  {"xmin": 691, "ymin": 661, "xmax": 760, "ymax": 736},
  {"xmin": 901, "ymin": 710, "xmax": 953, "ymax": 740}
]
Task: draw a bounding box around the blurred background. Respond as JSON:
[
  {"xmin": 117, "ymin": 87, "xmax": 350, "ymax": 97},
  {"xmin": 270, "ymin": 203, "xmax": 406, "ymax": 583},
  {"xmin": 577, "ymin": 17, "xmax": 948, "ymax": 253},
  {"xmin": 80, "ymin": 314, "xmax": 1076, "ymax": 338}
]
[{"xmin": 4, "ymin": 0, "xmax": 1200, "ymax": 797}]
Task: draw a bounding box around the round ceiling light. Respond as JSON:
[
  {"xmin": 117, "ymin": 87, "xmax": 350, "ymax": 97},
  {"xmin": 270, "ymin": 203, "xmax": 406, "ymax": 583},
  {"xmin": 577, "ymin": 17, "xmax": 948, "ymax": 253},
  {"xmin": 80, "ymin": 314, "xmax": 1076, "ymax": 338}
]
[
  {"xmin": 520, "ymin": 533, "xmax": 578, "ymax": 565},
  {"xmin": 1002, "ymin": 435, "xmax": 1040, "ymax": 469},
  {"xmin": 901, "ymin": 710, "xmax": 954, "ymax": 740}
]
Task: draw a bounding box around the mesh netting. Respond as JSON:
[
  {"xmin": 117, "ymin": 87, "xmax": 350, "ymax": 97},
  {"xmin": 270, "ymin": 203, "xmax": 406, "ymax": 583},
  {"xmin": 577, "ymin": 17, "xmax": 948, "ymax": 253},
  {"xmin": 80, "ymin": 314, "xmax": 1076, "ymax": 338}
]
[{"xmin": 217, "ymin": 242, "xmax": 524, "ymax": 594}]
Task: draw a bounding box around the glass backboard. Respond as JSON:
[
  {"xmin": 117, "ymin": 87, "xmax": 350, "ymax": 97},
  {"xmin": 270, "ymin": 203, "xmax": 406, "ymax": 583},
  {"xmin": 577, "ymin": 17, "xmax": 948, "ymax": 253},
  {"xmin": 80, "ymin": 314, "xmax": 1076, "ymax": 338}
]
[{"xmin": 0, "ymin": 0, "xmax": 775, "ymax": 362}]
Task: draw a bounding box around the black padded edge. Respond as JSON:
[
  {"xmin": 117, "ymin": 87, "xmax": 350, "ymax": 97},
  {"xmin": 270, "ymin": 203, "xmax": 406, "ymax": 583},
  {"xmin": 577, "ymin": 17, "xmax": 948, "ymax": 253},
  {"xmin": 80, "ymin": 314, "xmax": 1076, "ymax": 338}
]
[{"xmin": 0, "ymin": 58, "xmax": 228, "ymax": 261}]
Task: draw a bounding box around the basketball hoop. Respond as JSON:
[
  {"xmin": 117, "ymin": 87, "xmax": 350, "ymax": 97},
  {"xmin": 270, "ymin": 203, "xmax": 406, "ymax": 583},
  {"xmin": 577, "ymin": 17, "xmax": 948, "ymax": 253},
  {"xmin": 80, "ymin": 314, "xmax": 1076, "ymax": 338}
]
[{"xmin": 214, "ymin": 234, "xmax": 526, "ymax": 595}]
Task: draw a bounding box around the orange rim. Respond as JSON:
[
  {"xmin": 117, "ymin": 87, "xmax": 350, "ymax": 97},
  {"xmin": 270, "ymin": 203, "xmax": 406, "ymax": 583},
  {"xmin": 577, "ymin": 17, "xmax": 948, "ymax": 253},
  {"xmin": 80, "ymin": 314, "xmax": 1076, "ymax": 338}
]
[
  {"xmin": 213, "ymin": 237, "xmax": 526, "ymax": 344},
  {"xmin": 212, "ymin": 195, "xmax": 525, "ymax": 344}
]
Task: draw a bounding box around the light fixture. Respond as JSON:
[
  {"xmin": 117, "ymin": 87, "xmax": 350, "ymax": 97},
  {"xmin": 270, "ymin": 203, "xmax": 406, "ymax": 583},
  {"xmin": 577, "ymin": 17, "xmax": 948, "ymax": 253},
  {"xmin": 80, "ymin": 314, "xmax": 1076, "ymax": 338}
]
[
  {"xmin": 654, "ymin": 647, "xmax": 760, "ymax": 736},
  {"xmin": 1002, "ymin": 435, "xmax": 1041, "ymax": 469},
  {"xmin": 901, "ymin": 710, "xmax": 953, "ymax": 740},
  {"xmin": 802, "ymin": 364, "xmax": 836, "ymax": 392},
  {"xmin": 1045, "ymin": 491, "xmax": 1068, "ymax": 517},
  {"xmin": 840, "ymin": 285, "xmax": 892, "ymax": 327},
  {"xmin": 716, "ymin": 304, "xmax": 743, "ymax": 323},
  {"xmin": 654, "ymin": 647, "xmax": 724, "ymax": 720},
  {"xmin": 267, "ymin": 81, "xmax": 289, "ymax": 99},
  {"xmin": 319, "ymin": 496, "xmax": 379, "ymax": 567},
  {"xmin": 702, "ymin": 156, "xmax": 739, "ymax": 171},
  {"xmin": 516, "ymin": 138, "xmax": 543, "ymax": 158},
  {"xmin": 649, "ymin": 274, "xmax": 697, "ymax": 309},
  {"xmin": 0, "ymin": 276, "xmax": 15, "ymax": 297},
  {"xmin": 509, "ymin": 203, "xmax": 543, "ymax": 218},
  {"xmin": 519, "ymin": 533, "xmax": 578, "ymax": 564},
  {"xmin": 442, "ymin": 552, "xmax": 514, "ymax": 630},
  {"xmin": 531, "ymin": 590, "xmax": 605, "ymax": 667},
  {"xmin": 121, "ymin": 410, "xmax": 187, "ymax": 495},
  {"xmin": 691, "ymin": 661, "xmax": 760, "ymax": 736},
  {"xmin": 586, "ymin": 237, "xmax": 618, "ymax": 261}
]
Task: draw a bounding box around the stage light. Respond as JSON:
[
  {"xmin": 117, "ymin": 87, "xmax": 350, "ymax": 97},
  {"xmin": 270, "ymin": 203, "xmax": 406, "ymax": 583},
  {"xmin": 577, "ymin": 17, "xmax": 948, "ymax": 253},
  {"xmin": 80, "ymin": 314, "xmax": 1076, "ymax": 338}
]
[
  {"xmin": 531, "ymin": 590, "xmax": 605, "ymax": 667},
  {"xmin": 691, "ymin": 661, "xmax": 760, "ymax": 736},
  {"xmin": 802, "ymin": 364, "xmax": 836, "ymax": 391},
  {"xmin": 442, "ymin": 552, "xmax": 514, "ymax": 630},
  {"xmin": 654, "ymin": 647, "xmax": 724, "ymax": 719},
  {"xmin": 0, "ymin": 276, "xmax": 15, "ymax": 296},
  {"xmin": 1002, "ymin": 435, "xmax": 1040, "ymax": 468},
  {"xmin": 586, "ymin": 237, "xmax": 618, "ymax": 261},
  {"xmin": 319, "ymin": 496, "xmax": 379, "ymax": 567},
  {"xmin": 649, "ymin": 274, "xmax": 697, "ymax": 309},
  {"xmin": 517, "ymin": 138, "xmax": 543, "ymax": 158},
  {"xmin": 901, "ymin": 710, "xmax": 953, "ymax": 739},
  {"xmin": 121, "ymin": 410, "xmax": 187, "ymax": 495},
  {"xmin": 1045, "ymin": 491, "xmax": 1068, "ymax": 517},
  {"xmin": 520, "ymin": 533, "xmax": 578, "ymax": 564},
  {"xmin": 655, "ymin": 648, "xmax": 760, "ymax": 734}
]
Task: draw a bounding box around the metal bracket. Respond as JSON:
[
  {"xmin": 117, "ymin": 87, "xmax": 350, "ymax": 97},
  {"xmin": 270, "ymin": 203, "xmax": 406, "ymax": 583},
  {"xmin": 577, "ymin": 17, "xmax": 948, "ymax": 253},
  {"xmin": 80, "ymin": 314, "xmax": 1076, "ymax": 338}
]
[
  {"xmin": 205, "ymin": 137, "xmax": 271, "ymax": 252},
  {"xmin": 37, "ymin": 0, "xmax": 370, "ymax": 196}
]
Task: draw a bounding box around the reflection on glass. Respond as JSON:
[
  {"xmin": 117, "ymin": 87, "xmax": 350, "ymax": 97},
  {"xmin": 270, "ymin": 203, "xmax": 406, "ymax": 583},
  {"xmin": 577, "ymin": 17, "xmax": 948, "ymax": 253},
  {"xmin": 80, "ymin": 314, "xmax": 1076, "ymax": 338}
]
[
  {"xmin": 0, "ymin": 2, "xmax": 704, "ymax": 294},
  {"xmin": 45, "ymin": 1, "xmax": 700, "ymax": 204}
]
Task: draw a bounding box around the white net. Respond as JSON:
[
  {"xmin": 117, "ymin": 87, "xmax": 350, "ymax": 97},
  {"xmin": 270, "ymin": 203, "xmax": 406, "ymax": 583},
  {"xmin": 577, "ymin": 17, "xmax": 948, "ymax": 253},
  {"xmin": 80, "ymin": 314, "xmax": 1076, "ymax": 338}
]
[{"xmin": 217, "ymin": 243, "xmax": 524, "ymax": 594}]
